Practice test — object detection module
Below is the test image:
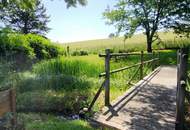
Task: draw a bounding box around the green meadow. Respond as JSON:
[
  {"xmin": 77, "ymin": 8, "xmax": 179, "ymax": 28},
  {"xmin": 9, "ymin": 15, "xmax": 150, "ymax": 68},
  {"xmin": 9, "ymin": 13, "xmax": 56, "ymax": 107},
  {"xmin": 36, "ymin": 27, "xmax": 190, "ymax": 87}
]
[
  {"xmin": 0, "ymin": 32, "xmax": 188, "ymax": 130},
  {"xmin": 65, "ymin": 32, "xmax": 190, "ymax": 54}
]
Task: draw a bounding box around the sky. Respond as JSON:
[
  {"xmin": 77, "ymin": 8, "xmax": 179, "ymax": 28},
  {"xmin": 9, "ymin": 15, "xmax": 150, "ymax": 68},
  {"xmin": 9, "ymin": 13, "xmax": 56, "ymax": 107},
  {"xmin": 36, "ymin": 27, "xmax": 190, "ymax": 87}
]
[{"xmin": 42, "ymin": 0, "xmax": 116, "ymax": 43}]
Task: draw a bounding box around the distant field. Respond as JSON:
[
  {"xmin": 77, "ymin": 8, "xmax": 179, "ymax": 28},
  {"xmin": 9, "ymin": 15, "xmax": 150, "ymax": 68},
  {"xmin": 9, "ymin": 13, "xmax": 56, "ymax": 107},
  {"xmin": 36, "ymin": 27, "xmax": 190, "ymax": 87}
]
[{"xmin": 63, "ymin": 32, "xmax": 190, "ymax": 53}]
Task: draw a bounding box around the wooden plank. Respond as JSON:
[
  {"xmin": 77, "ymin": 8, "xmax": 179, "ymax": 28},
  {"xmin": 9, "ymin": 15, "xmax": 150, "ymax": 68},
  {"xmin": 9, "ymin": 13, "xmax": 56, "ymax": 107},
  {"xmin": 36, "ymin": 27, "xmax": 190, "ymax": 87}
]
[
  {"xmin": 105, "ymin": 49, "xmax": 111, "ymax": 106},
  {"xmin": 176, "ymin": 48, "xmax": 189, "ymax": 130},
  {"xmin": 99, "ymin": 58, "xmax": 159, "ymax": 77},
  {"xmin": 10, "ymin": 88, "xmax": 16, "ymax": 126},
  {"xmin": 87, "ymin": 81, "xmax": 105, "ymax": 111},
  {"xmin": 99, "ymin": 52, "xmax": 153, "ymax": 58},
  {"xmin": 140, "ymin": 51, "xmax": 143, "ymax": 79},
  {"xmin": 0, "ymin": 89, "xmax": 11, "ymax": 117}
]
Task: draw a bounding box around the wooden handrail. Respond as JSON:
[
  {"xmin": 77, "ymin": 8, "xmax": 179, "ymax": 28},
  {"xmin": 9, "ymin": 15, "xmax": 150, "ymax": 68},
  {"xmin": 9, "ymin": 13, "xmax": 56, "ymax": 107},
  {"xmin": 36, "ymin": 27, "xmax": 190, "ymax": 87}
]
[
  {"xmin": 99, "ymin": 58, "xmax": 159, "ymax": 77},
  {"xmin": 87, "ymin": 80, "xmax": 105, "ymax": 112},
  {"xmin": 176, "ymin": 48, "xmax": 189, "ymax": 130},
  {"xmin": 99, "ymin": 52, "xmax": 152, "ymax": 58},
  {"xmin": 86, "ymin": 49, "xmax": 160, "ymax": 112}
]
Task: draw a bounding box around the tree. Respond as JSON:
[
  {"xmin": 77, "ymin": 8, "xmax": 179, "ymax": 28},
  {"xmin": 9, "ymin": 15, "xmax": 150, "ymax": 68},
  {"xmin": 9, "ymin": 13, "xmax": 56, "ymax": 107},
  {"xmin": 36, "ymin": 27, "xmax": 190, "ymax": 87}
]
[
  {"xmin": 108, "ymin": 33, "xmax": 115, "ymax": 38},
  {"xmin": 0, "ymin": 0, "xmax": 87, "ymax": 8},
  {"xmin": 103, "ymin": 0, "xmax": 189, "ymax": 52},
  {"xmin": 166, "ymin": 0, "xmax": 190, "ymax": 37},
  {"xmin": 1, "ymin": 0, "xmax": 50, "ymax": 35},
  {"xmin": 0, "ymin": 0, "xmax": 87, "ymax": 29}
]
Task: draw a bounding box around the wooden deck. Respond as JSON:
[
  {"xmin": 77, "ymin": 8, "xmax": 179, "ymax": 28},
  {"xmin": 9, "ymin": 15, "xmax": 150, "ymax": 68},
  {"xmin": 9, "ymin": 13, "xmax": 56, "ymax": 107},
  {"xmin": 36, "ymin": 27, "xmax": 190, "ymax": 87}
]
[{"xmin": 93, "ymin": 66, "xmax": 177, "ymax": 130}]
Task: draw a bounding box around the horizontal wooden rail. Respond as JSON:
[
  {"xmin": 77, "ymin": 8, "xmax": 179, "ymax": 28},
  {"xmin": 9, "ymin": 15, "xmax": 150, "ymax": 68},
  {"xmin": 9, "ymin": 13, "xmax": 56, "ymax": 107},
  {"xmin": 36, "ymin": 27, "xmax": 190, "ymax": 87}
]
[
  {"xmin": 99, "ymin": 58, "xmax": 159, "ymax": 77},
  {"xmin": 86, "ymin": 49, "xmax": 160, "ymax": 111},
  {"xmin": 87, "ymin": 80, "xmax": 105, "ymax": 112},
  {"xmin": 99, "ymin": 52, "xmax": 152, "ymax": 58}
]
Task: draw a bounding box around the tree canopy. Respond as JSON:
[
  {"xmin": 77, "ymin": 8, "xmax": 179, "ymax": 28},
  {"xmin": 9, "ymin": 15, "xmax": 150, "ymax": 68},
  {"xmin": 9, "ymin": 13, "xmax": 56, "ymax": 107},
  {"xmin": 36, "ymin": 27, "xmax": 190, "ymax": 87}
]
[
  {"xmin": 0, "ymin": 0, "xmax": 87, "ymax": 8},
  {"xmin": 0, "ymin": 0, "xmax": 50, "ymax": 35},
  {"xmin": 104, "ymin": 0, "xmax": 190, "ymax": 52}
]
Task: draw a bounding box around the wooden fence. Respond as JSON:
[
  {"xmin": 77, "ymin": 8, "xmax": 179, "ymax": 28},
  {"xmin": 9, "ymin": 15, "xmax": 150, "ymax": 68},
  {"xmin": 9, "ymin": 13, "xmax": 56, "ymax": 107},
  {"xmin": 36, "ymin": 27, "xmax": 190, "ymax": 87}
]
[
  {"xmin": 176, "ymin": 48, "xmax": 189, "ymax": 130},
  {"xmin": 0, "ymin": 88, "xmax": 16, "ymax": 128},
  {"xmin": 86, "ymin": 49, "xmax": 160, "ymax": 111}
]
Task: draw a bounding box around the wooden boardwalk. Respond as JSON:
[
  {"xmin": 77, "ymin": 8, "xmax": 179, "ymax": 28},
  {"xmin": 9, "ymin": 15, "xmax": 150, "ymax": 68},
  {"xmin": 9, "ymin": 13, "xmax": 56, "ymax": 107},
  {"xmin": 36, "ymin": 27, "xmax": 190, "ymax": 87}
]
[{"xmin": 93, "ymin": 66, "xmax": 177, "ymax": 130}]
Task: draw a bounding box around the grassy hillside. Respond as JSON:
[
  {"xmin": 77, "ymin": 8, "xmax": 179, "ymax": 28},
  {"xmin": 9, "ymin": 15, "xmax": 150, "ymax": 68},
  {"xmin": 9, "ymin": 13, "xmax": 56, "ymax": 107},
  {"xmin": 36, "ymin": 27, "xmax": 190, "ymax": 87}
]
[{"xmin": 64, "ymin": 32, "xmax": 190, "ymax": 53}]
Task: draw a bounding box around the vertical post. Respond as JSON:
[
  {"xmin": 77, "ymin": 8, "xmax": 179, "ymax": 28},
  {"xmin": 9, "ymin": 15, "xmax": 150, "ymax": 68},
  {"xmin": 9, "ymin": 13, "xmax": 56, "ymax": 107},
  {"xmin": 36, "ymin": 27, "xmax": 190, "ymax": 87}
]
[
  {"xmin": 176, "ymin": 48, "xmax": 189, "ymax": 130},
  {"xmin": 67, "ymin": 46, "xmax": 70, "ymax": 56},
  {"xmin": 152, "ymin": 51, "xmax": 155, "ymax": 71},
  {"xmin": 105, "ymin": 49, "xmax": 110, "ymax": 106},
  {"xmin": 140, "ymin": 51, "xmax": 143, "ymax": 79},
  {"xmin": 158, "ymin": 51, "xmax": 160, "ymax": 66},
  {"xmin": 10, "ymin": 88, "xmax": 16, "ymax": 127}
]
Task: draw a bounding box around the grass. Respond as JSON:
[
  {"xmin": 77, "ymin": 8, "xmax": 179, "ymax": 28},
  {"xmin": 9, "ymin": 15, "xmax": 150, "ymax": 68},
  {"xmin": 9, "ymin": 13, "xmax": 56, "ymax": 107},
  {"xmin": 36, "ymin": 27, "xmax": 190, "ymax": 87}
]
[
  {"xmin": 0, "ymin": 32, "xmax": 183, "ymax": 130},
  {"xmin": 18, "ymin": 113, "xmax": 98, "ymax": 130},
  {"xmin": 64, "ymin": 32, "xmax": 190, "ymax": 54}
]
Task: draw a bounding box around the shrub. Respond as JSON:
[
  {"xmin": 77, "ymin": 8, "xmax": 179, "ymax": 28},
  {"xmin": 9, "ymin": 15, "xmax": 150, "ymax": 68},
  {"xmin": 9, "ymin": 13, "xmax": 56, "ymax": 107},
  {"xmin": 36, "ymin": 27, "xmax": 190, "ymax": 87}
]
[
  {"xmin": 0, "ymin": 32, "xmax": 35, "ymax": 59},
  {"xmin": 27, "ymin": 34, "xmax": 64, "ymax": 59},
  {"xmin": 0, "ymin": 29, "xmax": 65, "ymax": 62},
  {"xmin": 71, "ymin": 50, "xmax": 88, "ymax": 56}
]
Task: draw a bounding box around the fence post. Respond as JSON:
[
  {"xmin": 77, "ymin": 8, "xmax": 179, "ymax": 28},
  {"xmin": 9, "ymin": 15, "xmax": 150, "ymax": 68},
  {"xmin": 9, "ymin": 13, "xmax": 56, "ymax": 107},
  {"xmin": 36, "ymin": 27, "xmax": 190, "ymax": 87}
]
[
  {"xmin": 105, "ymin": 49, "xmax": 111, "ymax": 106},
  {"xmin": 176, "ymin": 48, "xmax": 189, "ymax": 130},
  {"xmin": 67, "ymin": 46, "xmax": 70, "ymax": 56},
  {"xmin": 140, "ymin": 51, "xmax": 143, "ymax": 79},
  {"xmin": 158, "ymin": 51, "xmax": 160, "ymax": 66},
  {"xmin": 10, "ymin": 88, "xmax": 16, "ymax": 127},
  {"xmin": 152, "ymin": 51, "xmax": 155, "ymax": 71}
]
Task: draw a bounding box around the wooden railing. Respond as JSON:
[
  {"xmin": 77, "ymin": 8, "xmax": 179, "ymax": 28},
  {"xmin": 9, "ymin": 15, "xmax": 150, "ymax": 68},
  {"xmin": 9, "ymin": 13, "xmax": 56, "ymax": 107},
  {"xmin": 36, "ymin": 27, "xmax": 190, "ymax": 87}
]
[
  {"xmin": 86, "ymin": 49, "xmax": 160, "ymax": 112},
  {"xmin": 176, "ymin": 48, "xmax": 189, "ymax": 130},
  {"xmin": 0, "ymin": 88, "xmax": 16, "ymax": 128}
]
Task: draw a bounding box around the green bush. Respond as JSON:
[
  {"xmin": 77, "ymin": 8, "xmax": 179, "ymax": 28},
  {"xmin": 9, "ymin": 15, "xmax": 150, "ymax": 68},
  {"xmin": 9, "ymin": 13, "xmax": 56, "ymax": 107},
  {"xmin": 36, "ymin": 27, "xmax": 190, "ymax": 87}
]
[
  {"xmin": 0, "ymin": 32, "xmax": 34, "ymax": 59},
  {"xmin": 27, "ymin": 34, "xmax": 64, "ymax": 59},
  {"xmin": 71, "ymin": 50, "xmax": 88, "ymax": 56},
  {"xmin": 0, "ymin": 30, "xmax": 65, "ymax": 62}
]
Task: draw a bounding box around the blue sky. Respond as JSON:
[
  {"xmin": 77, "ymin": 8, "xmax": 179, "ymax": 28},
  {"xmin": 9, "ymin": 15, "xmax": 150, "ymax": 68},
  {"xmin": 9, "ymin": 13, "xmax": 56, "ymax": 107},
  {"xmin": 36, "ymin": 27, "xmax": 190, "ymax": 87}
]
[{"xmin": 42, "ymin": 0, "xmax": 116, "ymax": 43}]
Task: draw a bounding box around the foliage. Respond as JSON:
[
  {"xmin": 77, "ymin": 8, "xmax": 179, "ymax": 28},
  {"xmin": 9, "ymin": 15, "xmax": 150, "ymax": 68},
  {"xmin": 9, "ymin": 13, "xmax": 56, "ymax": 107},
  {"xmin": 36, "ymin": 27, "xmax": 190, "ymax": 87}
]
[
  {"xmin": 0, "ymin": 31, "xmax": 64, "ymax": 61},
  {"xmin": 71, "ymin": 50, "xmax": 88, "ymax": 56},
  {"xmin": 167, "ymin": 0, "xmax": 190, "ymax": 37},
  {"xmin": 0, "ymin": 0, "xmax": 87, "ymax": 9},
  {"xmin": 64, "ymin": 0, "xmax": 87, "ymax": 8},
  {"xmin": 27, "ymin": 34, "xmax": 64, "ymax": 59},
  {"xmin": 0, "ymin": 31, "xmax": 35, "ymax": 59},
  {"xmin": 0, "ymin": 0, "xmax": 50, "ymax": 35},
  {"xmin": 103, "ymin": 0, "xmax": 190, "ymax": 52},
  {"xmin": 18, "ymin": 113, "xmax": 97, "ymax": 130}
]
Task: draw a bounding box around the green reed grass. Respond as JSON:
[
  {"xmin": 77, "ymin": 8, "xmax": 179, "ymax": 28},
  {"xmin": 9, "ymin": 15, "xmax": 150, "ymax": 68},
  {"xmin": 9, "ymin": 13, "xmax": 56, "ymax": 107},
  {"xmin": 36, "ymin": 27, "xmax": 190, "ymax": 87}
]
[{"xmin": 33, "ymin": 57, "xmax": 103, "ymax": 77}]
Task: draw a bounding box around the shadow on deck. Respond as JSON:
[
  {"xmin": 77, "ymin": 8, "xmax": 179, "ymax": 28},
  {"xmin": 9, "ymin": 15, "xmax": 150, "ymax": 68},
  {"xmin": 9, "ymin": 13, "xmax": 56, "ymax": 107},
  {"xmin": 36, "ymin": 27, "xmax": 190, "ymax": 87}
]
[{"xmin": 93, "ymin": 66, "xmax": 177, "ymax": 130}]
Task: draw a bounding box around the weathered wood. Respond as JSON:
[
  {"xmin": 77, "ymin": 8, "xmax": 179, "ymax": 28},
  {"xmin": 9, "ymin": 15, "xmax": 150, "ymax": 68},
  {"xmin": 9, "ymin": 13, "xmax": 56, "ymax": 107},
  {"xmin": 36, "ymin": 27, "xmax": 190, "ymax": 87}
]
[
  {"xmin": 0, "ymin": 89, "xmax": 11, "ymax": 117},
  {"xmin": 105, "ymin": 49, "xmax": 111, "ymax": 106},
  {"xmin": 67, "ymin": 46, "xmax": 70, "ymax": 56},
  {"xmin": 93, "ymin": 66, "xmax": 176, "ymax": 130},
  {"xmin": 10, "ymin": 89, "xmax": 16, "ymax": 127},
  {"xmin": 140, "ymin": 51, "xmax": 143, "ymax": 79},
  {"xmin": 152, "ymin": 52, "xmax": 155, "ymax": 71},
  {"xmin": 158, "ymin": 51, "xmax": 160, "ymax": 66},
  {"xmin": 176, "ymin": 48, "xmax": 189, "ymax": 130},
  {"xmin": 99, "ymin": 58, "xmax": 159, "ymax": 77},
  {"xmin": 99, "ymin": 52, "xmax": 152, "ymax": 58},
  {"xmin": 87, "ymin": 81, "xmax": 105, "ymax": 111},
  {"xmin": 127, "ymin": 66, "xmax": 140, "ymax": 85}
]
